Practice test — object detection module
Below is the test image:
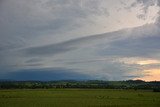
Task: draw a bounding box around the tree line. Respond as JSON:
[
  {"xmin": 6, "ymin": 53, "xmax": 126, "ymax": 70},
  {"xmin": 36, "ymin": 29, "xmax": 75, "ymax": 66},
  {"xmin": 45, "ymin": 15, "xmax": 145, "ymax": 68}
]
[{"xmin": 0, "ymin": 80, "xmax": 160, "ymax": 91}]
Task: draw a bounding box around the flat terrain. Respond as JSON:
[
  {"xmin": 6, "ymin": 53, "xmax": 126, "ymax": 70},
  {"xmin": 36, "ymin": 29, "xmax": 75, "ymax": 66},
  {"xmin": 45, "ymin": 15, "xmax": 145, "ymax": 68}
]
[{"xmin": 0, "ymin": 89, "xmax": 160, "ymax": 107}]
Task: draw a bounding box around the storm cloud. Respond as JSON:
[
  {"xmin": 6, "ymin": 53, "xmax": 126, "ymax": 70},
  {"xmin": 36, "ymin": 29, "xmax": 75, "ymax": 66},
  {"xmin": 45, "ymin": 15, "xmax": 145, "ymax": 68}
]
[{"xmin": 0, "ymin": 0, "xmax": 160, "ymax": 81}]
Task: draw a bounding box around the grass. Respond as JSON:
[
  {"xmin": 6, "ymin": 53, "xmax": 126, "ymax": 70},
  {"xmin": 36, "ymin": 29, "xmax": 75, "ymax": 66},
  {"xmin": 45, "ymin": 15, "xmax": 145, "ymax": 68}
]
[{"xmin": 0, "ymin": 89, "xmax": 160, "ymax": 107}]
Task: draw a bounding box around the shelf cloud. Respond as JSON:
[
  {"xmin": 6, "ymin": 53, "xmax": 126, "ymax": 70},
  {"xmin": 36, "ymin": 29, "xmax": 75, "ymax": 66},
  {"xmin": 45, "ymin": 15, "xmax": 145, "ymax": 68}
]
[{"xmin": 0, "ymin": 0, "xmax": 160, "ymax": 81}]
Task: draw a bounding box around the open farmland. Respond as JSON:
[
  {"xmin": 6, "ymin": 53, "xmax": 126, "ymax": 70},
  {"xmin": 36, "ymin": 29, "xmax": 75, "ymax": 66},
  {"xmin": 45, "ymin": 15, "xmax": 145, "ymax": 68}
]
[{"xmin": 0, "ymin": 89, "xmax": 160, "ymax": 107}]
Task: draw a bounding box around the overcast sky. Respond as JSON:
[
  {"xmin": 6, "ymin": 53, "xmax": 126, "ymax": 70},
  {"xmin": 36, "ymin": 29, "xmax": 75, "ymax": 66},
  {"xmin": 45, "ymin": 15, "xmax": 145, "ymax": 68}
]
[{"xmin": 0, "ymin": 0, "xmax": 160, "ymax": 81}]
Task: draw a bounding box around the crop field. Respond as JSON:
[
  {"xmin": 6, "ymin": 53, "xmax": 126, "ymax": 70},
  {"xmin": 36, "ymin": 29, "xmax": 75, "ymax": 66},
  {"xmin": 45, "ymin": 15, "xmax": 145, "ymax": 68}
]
[{"xmin": 0, "ymin": 89, "xmax": 160, "ymax": 107}]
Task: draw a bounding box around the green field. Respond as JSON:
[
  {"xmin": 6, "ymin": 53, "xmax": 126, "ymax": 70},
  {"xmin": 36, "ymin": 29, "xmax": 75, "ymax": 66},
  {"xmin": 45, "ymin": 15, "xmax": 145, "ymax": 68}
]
[{"xmin": 0, "ymin": 89, "xmax": 160, "ymax": 107}]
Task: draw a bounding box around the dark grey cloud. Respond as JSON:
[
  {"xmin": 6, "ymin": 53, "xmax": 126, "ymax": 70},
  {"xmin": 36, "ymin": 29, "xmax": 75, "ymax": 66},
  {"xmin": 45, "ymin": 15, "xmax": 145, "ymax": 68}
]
[
  {"xmin": 100, "ymin": 32, "xmax": 160, "ymax": 58},
  {"xmin": 90, "ymin": 22, "xmax": 158, "ymax": 58},
  {"xmin": 25, "ymin": 58, "xmax": 43, "ymax": 64},
  {"xmin": 22, "ymin": 42, "xmax": 75, "ymax": 56},
  {"xmin": 21, "ymin": 29, "xmax": 128, "ymax": 56},
  {"xmin": 122, "ymin": 75, "xmax": 141, "ymax": 79},
  {"xmin": 0, "ymin": 68, "xmax": 91, "ymax": 81}
]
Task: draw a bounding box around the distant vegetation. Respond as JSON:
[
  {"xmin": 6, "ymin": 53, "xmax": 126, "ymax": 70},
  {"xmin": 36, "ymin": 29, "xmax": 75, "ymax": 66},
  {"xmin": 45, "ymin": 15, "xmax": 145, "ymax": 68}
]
[
  {"xmin": 0, "ymin": 80, "xmax": 160, "ymax": 107},
  {"xmin": 0, "ymin": 80, "xmax": 160, "ymax": 91}
]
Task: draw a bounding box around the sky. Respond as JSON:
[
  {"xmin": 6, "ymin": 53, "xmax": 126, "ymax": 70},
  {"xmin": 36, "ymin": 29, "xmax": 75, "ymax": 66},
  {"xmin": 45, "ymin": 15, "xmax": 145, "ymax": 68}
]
[{"xmin": 0, "ymin": 0, "xmax": 160, "ymax": 81}]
